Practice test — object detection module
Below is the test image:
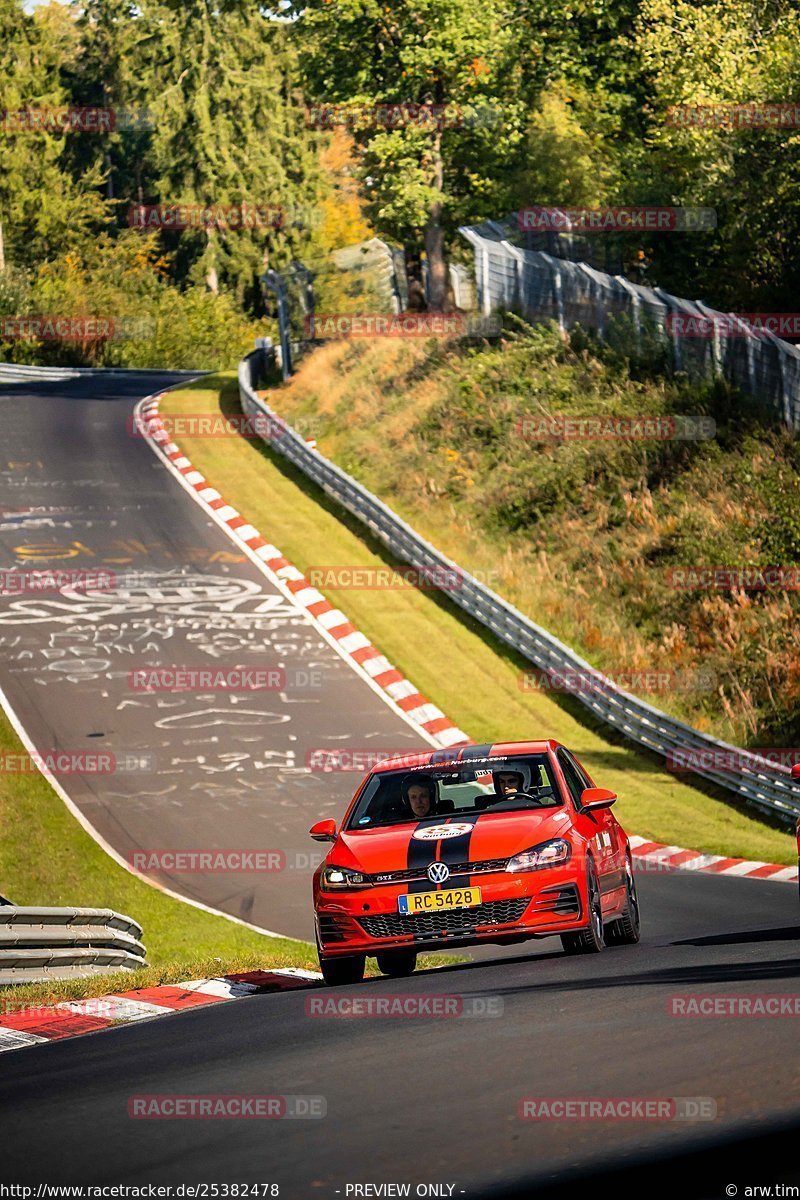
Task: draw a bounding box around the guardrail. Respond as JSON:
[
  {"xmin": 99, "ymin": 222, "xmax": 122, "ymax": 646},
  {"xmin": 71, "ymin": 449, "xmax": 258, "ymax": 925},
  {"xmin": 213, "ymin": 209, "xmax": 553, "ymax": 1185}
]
[
  {"xmin": 0, "ymin": 363, "xmax": 205, "ymax": 383},
  {"xmin": 0, "ymin": 363, "xmax": 83, "ymax": 383},
  {"xmin": 239, "ymin": 349, "xmax": 800, "ymax": 825},
  {"xmin": 0, "ymin": 907, "xmax": 146, "ymax": 984}
]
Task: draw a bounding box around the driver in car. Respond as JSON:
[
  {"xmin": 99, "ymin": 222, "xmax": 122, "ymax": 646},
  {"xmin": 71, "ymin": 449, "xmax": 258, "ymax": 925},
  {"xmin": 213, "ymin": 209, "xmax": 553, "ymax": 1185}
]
[
  {"xmin": 494, "ymin": 769, "xmax": 526, "ymax": 798},
  {"xmin": 402, "ymin": 774, "xmax": 438, "ymax": 818}
]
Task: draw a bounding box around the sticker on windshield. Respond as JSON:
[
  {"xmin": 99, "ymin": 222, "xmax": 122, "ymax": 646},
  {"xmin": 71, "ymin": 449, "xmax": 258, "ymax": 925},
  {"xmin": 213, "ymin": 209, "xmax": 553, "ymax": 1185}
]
[{"xmin": 411, "ymin": 822, "xmax": 474, "ymax": 841}]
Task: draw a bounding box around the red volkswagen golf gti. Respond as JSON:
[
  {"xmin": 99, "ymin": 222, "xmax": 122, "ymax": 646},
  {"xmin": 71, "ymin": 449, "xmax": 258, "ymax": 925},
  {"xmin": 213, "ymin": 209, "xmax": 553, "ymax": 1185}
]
[{"xmin": 310, "ymin": 740, "xmax": 641, "ymax": 984}]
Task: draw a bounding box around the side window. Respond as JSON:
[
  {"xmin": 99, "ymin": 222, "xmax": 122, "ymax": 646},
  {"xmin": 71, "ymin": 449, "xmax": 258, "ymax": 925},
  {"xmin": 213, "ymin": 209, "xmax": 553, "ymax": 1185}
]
[{"xmin": 556, "ymin": 750, "xmax": 585, "ymax": 808}]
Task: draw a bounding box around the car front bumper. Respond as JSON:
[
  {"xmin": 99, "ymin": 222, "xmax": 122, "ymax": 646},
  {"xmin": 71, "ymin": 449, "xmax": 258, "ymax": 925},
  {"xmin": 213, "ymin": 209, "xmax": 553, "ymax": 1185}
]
[{"xmin": 315, "ymin": 869, "xmax": 587, "ymax": 958}]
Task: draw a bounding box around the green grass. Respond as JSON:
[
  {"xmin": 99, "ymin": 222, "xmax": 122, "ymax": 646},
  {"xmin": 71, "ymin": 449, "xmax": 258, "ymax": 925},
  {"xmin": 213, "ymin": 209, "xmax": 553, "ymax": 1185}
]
[
  {"xmin": 0, "ymin": 956, "xmax": 312, "ymax": 1013},
  {"xmin": 158, "ymin": 373, "xmax": 796, "ymax": 866},
  {"xmin": 267, "ymin": 329, "xmax": 800, "ymax": 751},
  {"xmin": 0, "ymin": 703, "xmax": 321, "ymax": 981},
  {"xmin": 0, "ymin": 950, "xmax": 458, "ymax": 1012}
]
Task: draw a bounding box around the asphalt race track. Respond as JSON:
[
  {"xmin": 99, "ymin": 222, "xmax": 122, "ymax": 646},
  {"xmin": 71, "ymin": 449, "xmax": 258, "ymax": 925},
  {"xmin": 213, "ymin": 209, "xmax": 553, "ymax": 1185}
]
[
  {"xmin": 2, "ymin": 870, "xmax": 800, "ymax": 1195},
  {"xmin": 0, "ymin": 372, "xmax": 427, "ymax": 937},
  {"xmin": 1, "ymin": 374, "xmax": 799, "ymax": 1197}
]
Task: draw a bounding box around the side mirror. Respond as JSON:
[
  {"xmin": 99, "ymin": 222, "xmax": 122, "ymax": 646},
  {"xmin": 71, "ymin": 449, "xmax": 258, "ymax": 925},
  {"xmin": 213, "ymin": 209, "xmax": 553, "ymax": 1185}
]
[
  {"xmin": 309, "ymin": 819, "xmax": 337, "ymax": 843},
  {"xmin": 791, "ymin": 764, "xmax": 800, "ymax": 781},
  {"xmin": 580, "ymin": 787, "xmax": 617, "ymax": 812}
]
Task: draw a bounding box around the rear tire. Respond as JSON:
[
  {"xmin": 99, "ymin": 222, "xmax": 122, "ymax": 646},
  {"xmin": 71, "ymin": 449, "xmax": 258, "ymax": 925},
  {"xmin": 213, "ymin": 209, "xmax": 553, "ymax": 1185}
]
[
  {"xmin": 376, "ymin": 950, "xmax": 417, "ymax": 978},
  {"xmin": 605, "ymin": 854, "xmax": 641, "ymax": 946},
  {"xmin": 561, "ymin": 859, "xmax": 604, "ymax": 955},
  {"xmin": 318, "ymin": 953, "xmax": 366, "ymax": 986}
]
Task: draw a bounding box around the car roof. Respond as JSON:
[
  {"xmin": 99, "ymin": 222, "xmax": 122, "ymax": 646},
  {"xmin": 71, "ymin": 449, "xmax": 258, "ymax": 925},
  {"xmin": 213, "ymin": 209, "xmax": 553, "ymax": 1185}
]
[{"xmin": 369, "ymin": 740, "xmax": 562, "ymax": 775}]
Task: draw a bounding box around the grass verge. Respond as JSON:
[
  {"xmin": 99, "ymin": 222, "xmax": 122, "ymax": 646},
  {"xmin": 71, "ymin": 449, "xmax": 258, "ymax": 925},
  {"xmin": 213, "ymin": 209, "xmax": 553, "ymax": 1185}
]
[
  {"xmin": 158, "ymin": 373, "xmax": 796, "ymax": 866},
  {"xmin": 0, "ymin": 956, "xmax": 311, "ymax": 1013},
  {"xmin": 0, "ymin": 700, "xmax": 320, "ymax": 990},
  {"xmin": 268, "ymin": 332, "xmax": 800, "ymax": 750}
]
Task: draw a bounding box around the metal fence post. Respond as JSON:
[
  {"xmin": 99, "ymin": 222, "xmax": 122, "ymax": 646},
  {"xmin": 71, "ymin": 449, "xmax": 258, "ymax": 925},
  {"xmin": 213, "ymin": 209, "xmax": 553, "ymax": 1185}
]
[
  {"xmin": 615, "ymin": 276, "xmax": 641, "ymax": 352},
  {"xmin": 552, "ymin": 260, "xmax": 565, "ymax": 332},
  {"xmin": 261, "ymin": 269, "xmax": 293, "ymax": 382},
  {"xmin": 481, "ymin": 244, "xmax": 491, "ymax": 316}
]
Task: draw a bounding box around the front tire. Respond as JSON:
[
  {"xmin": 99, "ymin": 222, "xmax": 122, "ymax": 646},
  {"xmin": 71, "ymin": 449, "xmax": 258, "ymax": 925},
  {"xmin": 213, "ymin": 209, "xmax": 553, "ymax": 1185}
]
[
  {"xmin": 561, "ymin": 858, "xmax": 604, "ymax": 955},
  {"xmin": 376, "ymin": 949, "xmax": 417, "ymax": 978},
  {"xmin": 605, "ymin": 853, "xmax": 641, "ymax": 946},
  {"xmin": 318, "ymin": 953, "xmax": 366, "ymax": 986}
]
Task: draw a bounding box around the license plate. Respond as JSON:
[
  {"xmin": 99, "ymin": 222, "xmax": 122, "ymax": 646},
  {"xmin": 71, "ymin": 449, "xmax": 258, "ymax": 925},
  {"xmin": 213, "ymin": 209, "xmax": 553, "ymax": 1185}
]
[{"xmin": 397, "ymin": 887, "xmax": 482, "ymax": 915}]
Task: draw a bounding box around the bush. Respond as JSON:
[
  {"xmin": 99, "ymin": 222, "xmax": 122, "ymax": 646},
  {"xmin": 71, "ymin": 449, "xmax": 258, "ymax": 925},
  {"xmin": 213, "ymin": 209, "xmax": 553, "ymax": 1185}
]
[{"xmin": 0, "ymin": 234, "xmax": 263, "ymax": 371}]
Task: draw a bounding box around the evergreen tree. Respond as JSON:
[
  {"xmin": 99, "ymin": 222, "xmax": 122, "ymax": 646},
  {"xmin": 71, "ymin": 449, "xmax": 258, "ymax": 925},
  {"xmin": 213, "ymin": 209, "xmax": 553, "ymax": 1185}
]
[
  {"xmin": 0, "ymin": 0, "xmax": 107, "ymax": 274},
  {"xmin": 132, "ymin": 0, "xmax": 324, "ymax": 311}
]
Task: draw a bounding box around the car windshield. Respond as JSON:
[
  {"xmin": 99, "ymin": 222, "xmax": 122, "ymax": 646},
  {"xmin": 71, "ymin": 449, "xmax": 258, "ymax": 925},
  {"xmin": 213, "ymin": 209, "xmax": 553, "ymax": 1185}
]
[{"xmin": 345, "ymin": 755, "xmax": 561, "ymax": 830}]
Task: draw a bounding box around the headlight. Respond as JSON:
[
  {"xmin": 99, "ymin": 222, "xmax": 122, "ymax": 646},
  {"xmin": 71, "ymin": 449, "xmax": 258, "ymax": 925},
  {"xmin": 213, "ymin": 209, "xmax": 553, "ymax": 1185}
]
[
  {"xmin": 320, "ymin": 865, "xmax": 372, "ymax": 890},
  {"xmin": 506, "ymin": 838, "xmax": 571, "ymax": 873}
]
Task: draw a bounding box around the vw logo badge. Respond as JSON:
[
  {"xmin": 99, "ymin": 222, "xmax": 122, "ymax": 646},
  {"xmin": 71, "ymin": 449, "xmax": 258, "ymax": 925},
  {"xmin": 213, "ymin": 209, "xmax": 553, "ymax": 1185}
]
[{"xmin": 427, "ymin": 861, "xmax": 450, "ymax": 884}]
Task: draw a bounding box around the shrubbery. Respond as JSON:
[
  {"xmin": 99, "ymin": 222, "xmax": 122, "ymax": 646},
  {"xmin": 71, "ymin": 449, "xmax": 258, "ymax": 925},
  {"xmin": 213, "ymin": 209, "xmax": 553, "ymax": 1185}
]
[
  {"xmin": 0, "ymin": 234, "xmax": 265, "ymax": 370},
  {"xmin": 272, "ymin": 321, "xmax": 800, "ymax": 747}
]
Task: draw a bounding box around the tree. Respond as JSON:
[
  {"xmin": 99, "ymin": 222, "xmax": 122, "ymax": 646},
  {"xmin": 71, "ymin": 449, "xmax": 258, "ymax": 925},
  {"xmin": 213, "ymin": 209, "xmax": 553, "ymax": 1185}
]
[
  {"xmin": 633, "ymin": 0, "xmax": 800, "ymax": 309},
  {"xmin": 0, "ymin": 0, "xmax": 108, "ymax": 274},
  {"xmin": 291, "ymin": 0, "xmax": 526, "ymax": 309},
  {"xmin": 128, "ymin": 0, "xmax": 324, "ymax": 310},
  {"xmin": 68, "ymin": 0, "xmax": 155, "ymax": 206}
]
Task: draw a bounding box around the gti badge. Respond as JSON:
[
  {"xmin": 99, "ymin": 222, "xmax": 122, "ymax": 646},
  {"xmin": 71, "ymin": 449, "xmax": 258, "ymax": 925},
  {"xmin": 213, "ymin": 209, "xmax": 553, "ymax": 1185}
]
[{"xmin": 427, "ymin": 861, "xmax": 450, "ymax": 884}]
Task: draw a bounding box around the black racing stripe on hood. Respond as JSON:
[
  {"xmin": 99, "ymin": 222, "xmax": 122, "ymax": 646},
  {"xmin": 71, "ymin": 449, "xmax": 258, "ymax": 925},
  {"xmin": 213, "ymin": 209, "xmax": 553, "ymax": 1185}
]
[
  {"xmin": 437, "ymin": 812, "xmax": 482, "ymax": 887},
  {"xmin": 405, "ymin": 813, "xmax": 483, "ymax": 891},
  {"xmin": 407, "ymin": 819, "xmax": 447, "ymax": 891}
]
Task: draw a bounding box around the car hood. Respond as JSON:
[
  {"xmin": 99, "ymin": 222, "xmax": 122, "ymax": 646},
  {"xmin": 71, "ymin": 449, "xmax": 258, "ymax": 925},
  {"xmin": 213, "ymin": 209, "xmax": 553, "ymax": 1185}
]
[{"xmin": 332, "ymin": 809, "xmax": 572, "ymax": 874}]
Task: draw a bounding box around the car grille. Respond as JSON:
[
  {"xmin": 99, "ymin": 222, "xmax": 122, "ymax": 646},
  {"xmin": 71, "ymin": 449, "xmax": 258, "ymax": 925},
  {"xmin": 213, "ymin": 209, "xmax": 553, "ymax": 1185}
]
[
  {"xmin": 357, "ymin": 898, "xmax": 529, "ymax": 941},
  {"xmin": 369, "ymin": 857, "xmax": 509, "ymax": 885}
]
